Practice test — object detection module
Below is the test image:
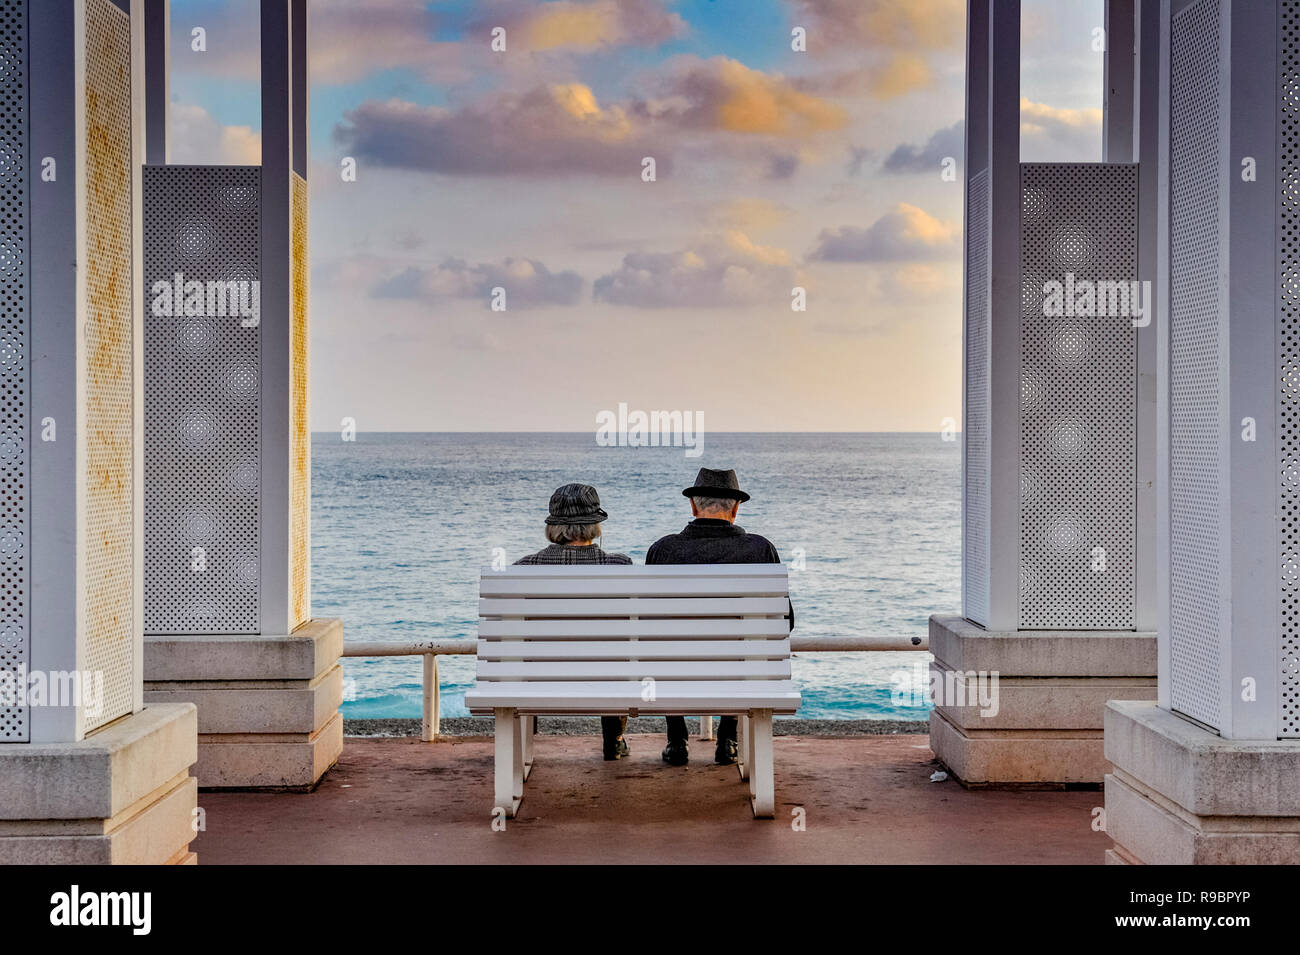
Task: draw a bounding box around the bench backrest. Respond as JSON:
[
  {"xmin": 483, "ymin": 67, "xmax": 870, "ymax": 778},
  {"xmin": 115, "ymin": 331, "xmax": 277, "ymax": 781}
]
[{"xmin": 476, "ymin": 564, "xmax": 791, "ymax": 688}]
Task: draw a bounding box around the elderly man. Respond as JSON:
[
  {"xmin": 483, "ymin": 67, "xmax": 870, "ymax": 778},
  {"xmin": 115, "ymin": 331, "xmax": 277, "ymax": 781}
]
[
  {"xmin": 516, "ymin": 483, "xmax": 632, "ymax": 760},
  {"xmin": 646, "ymin": 468, "xmax": 794, "ymax": 766}
]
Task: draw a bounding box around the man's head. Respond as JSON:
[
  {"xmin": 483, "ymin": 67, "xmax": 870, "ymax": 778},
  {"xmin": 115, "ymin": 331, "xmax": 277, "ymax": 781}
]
[
  {"xmin": 682, "ymin": 468, "xmax": 749, "ymax": 524},
  {"xmin": 690, "ymin": 495, "xmax": 740, "ymax": 523}
]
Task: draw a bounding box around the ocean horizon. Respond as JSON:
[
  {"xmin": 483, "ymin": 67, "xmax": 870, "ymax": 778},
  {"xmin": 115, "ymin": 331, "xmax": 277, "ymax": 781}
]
[{"xmin": 312, "ymin": 432, "xmax": 960, "ymax": 721}]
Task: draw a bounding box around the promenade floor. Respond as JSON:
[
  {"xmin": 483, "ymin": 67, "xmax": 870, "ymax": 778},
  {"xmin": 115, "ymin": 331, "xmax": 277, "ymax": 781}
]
[{"xmin": 192, "ymin": 733, "xmax": 1111, "ymax": 864}]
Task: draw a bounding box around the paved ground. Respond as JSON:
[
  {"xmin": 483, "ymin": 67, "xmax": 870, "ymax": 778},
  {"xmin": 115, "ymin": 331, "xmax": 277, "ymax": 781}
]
[
  {"xmin": 192, "ymin": 734, "xmax": 1112, "ymax": 864},
  {"xmin": 345, "ymin": 716, "xmax": 931, "ymax": 737}
]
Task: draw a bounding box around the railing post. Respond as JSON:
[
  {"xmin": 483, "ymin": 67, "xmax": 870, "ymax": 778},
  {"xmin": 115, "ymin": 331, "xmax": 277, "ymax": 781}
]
[
  {"xmin": 700, "ymin": 715, "xmax": 714, "ymax": 740},
  {"xmin": 422, "ymin": 653, "xmax": 440, "ymax": 741}
]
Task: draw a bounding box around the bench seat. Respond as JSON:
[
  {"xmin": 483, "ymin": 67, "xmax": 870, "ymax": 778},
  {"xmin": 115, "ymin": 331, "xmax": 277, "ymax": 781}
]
[{"xmin": 465, "ymin": 680, "xmax": 802, "ymax": 713}]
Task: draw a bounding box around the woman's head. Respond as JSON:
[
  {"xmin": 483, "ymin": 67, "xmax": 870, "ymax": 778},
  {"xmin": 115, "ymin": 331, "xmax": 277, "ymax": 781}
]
[
  {"xmin": 545, "ymin": 521, "xmax": 603, "ymax": 545},
  {"xmin": 543, "ymin": 483, "xmax": 609, "ymax": 545}
]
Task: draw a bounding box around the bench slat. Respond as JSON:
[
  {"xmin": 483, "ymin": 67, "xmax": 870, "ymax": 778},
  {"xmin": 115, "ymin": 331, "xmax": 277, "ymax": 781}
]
[
  {"xmin": 482, "ymin": 565, "xmax": 788, "ymax": 578},
  {"xmin": 480, "ymin": 618, "xmax": 790, "ymax": 639},
  {"xmin": 480, "ymin": 596, "xmax": 789, "ymax": 617},
  {"xmin": 481, "ymin": 577, "xmax": 788, "ymax": 598},
  {"xmin": 465, "ymin": 680, "xmax": 801, "ymax": 715},
  {"xmin": 479, "ymin": 639, "xmax": 791, "ymax": 661},
  {"xmin": 476, "ymin": 660, "xmax": 792, "ymax": 680}
]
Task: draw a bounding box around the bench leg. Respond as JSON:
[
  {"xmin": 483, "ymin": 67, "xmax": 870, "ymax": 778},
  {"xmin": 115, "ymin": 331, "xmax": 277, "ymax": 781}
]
[
  {"xmin": 699, "ymin": 714, "xmax": 714, "ymax": 741},
  {"xmin": 519, "ymin": 714, "xmax": 535, "ymax": 782},
  {"xmin": 749, "ymin": 709, "xmax": 775, "ymax": 819},
  {"xmin": 494, "ymin": 707, "xmax": 522, "ymax": 818},
  {"xmin": 737, "ymin": 714, "xmax": 751, "ymax": 782}
]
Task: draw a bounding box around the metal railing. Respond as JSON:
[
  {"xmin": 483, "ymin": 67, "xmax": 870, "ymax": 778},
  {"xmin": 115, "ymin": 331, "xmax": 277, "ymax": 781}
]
[{"xmin": 342, "ymin": 635, "xmax": 930, "ymax": 742}]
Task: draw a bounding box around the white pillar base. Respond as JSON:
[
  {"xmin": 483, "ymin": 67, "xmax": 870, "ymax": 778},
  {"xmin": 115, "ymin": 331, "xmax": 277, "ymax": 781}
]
[
  {"xmin": 144, "ymin": 618, "xmax": 344, "ymax": 790},
  {"xmin": 1104, "ymin": 700, "xmax": 1300, "ymax": 864},
  {"xmin": 0, "ymin": 703, "xmax": 199, "ymax": 864},
  {"xmin": 929, "ymin": 615, "xmax": 1156, "ymax": 786}
]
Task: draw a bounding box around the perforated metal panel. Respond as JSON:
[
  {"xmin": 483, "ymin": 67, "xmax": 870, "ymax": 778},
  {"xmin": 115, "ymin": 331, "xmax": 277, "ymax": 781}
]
[
  {"xmin": 1018, "ymin": 164, "xmax": 1137, "ymax": 629},
  {"xmin": 0, "ymin": 0, "xmax": 26, "ymax": 742},
  {"xmin": 81, "ymin": 0, "xmax": 134, "ymax": 732},
  {"xmin": 143, "ymin": 166, "xmax": 261, "ymax": 634},
  {"xmin": 289, "ymin": 171, "xmax": 309, "ymax": 629},
  {"xmin": 1168, "ymin": 0, "xmax": 1224, "ymax": 730},
  {"xmin": 964, "ymin": 168, "xmax": 990, "ymax": 625},
  {"xmin": 1280, "ymin": 1, "xmax": 1300, "ymax": 737}
]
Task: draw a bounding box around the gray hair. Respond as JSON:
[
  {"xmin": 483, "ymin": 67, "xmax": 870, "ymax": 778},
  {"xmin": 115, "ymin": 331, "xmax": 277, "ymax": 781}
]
[
  {"xmin": 691, "ymin": 495, "xmax": 737, "ymax": 515},
  {"xmin": 546, "ymin": 522, "xmax": 603, "ymax": 545}
]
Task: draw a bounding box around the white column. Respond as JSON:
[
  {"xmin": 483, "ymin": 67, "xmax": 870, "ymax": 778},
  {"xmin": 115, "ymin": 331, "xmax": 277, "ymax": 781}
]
[
  {"xmin": 139, "ymin": 1, "xmax": 338, "ymax": 790},
  {"xmin": 939, "ymin": 0, "xmax": 1155, "ymax": 787},
  {"xmin": 28, "ymin": 0, "xmax": 145, "ymax": 743},
  {"xmin": 142, "ymin": 0, "xmax": 167, "ymax": 165},
  {"xmin": 1105, "ymin": 0, "xmax": 1300, "ymax": 867},
  {"xmin": 141, "ymin": 0, "xmax": 310, "ymax": 640},
  {"xmin": 1158, "ymin": 0, "xmax": 1282, "ymax": 741},
  {"xmin": 259, "ymin": 0, "xmax": 311, "ymax": 637},
  {"xmin": 962, "ymin": 0, "xmax": 1022, "ymax": 630},
  {"xmin": 1104, "ymin": 0, "xmax": 1136, "ymax": 163},
  {"xmin": 1132, "ymin": 0, "xmax": 1160, "ymax": 633}
]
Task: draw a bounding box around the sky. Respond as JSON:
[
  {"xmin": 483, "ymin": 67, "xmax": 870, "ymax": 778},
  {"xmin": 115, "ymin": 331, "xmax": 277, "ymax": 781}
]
[{"xmin": 168, "ymin": 0, "xmax": 1104, "ymax": 432}]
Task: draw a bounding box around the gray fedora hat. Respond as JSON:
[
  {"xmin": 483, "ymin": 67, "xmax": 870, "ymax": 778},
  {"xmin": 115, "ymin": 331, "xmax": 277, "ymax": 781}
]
[
  {"xmin": 544, "ymin": 483, "xmax": 610, "ymax": 525},
  {"xmin": 682, "ymin": 467, "xmax": 750, "ymax": 503}
]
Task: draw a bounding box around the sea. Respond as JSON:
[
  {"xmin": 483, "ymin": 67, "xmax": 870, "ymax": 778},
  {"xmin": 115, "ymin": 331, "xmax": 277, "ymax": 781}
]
[{"xmin": 311, "ymin": 432, "xmax": 960, "ymax": 721}]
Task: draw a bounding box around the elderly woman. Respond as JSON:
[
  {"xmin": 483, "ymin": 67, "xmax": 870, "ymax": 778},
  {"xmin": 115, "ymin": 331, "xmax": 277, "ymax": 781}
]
[{"xmin": 515, "ymin": 483, "xmax": 632, "ymax": 760}]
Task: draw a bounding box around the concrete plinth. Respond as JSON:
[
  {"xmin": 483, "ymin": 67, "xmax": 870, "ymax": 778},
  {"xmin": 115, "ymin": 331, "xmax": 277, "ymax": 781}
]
[
  {"xmin": 144, "ymin": 618, "xmax": 344, "ymax": 790},
  {"xmin": 1103, "ymin": 700, "xmax": 1300, "ymax": 864},
  {"xmin": 928, "ymin": 615, "xmax": 1156, "ymax": 787},
  {"xmin": 0, "ymin": 703, "xmax": 199, "ymax": 864}
]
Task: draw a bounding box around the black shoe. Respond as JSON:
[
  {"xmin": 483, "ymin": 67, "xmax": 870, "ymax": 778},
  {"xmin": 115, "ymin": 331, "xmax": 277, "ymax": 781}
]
[
  {"xmin": 603, "ymin": 736, "xmax": 629, "ymax": 761},
  {"xmin": 714, "ymin": 737, "xmax": 738, "ymax": 765},
  {"xmin": 662, "ymin": 740, "xmax": 689, "ymax": 766}
]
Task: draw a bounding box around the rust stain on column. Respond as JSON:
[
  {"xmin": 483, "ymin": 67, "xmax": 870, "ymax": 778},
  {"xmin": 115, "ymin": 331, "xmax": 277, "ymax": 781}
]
[
  {"xmin": 81, "ymin": 0, "xmax": 134, "ymax": 731},
  {"xmin": 289, "ymin": 173, "xmax": 310, "ymax": 629}
]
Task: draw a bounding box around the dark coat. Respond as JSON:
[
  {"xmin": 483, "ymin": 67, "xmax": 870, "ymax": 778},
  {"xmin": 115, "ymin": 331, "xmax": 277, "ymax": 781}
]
[
  {"xmin": 645, "ymin": 518, "xmax": 794, "ymax": 631},
  {"xmin": 514, "ymin": 544, "xmax": 631, "ymax": 565}
]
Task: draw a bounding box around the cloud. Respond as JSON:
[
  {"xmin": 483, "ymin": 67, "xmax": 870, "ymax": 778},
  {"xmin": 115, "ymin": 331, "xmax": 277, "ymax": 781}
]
[
  {"xmin": 875, "ymin": 262, "xmax": 960, "ymax": 303},
  {"xmin": 785, "ymin": 0, "xmax": 965, "ymax": 51},
  {"xmin": 334, "ymin": 56, "xmax": 845, "ymax": 178},
  {"xmin": 171, "ymin": 0, "xmax": 455, "ymax": 85},
  {"xmin": 642, "ymin": 55, "xmax": 847, "ymax": 135},
  {"xmin": 846, "ymin": 145, "xmax": 872, "ymax": 176},
  {"xmin": 782, "ymin": 0, "xmax": 962, "ymax": 98},
  {"xmin": 766, "ymin": 153, "xmax": 800, "ymax": 179},
  {"xmin": 795, "ymin": 52, "xmax": 936, "ymax": 99},
  {"xmin": 372, "ymin": 257, "xmax": 584, "ymax": 309},
  {"xmin": 809, "ymin": 203, "xmax": 958, "ymax": 262},
  {"xmin": 593, "ymin": 231, "xmax": 800, "ymax": 308},
  {"xmin": 168, "ymin": 103, "xmax": 261, "ymax": 165},
  {"xmin": 871, "ymin": 103, "xmax": 1097, "ymax": 172},
  {"xmin": 696, "ymin": 198, "xmax": 793, "ymax": 233},
  {"xmin": 1020, "ymin": 98, "xmax": 1102, "ymax": 161},
  {"xmin": 883, "ymin": 120, "xmax": 963, "ymax": 173},
  {"xmin": 471, "ymin": 0, "xmax": 687, "ymax": 52},
  {"xmin": 174, "ymin": 0, "xmax": 686, "ymax": 86},
  {"xmin": 307, "ymin": 1, "xmax": 470, "ymax": 85},
  {"xmin": 334, "ymin": 85, "xmax": 654, "ymax": 177}
]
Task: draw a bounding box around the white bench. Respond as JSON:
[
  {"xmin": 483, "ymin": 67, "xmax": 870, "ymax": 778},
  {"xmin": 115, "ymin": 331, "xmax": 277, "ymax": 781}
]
[{"xmin": 464, "ymin": 564, "xmax": 800, "ymax": 819}]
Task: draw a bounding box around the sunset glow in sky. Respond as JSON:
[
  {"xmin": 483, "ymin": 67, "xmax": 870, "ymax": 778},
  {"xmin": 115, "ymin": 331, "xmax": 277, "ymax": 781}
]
[{"xmin": 169, "ymin": 0, "xmax": 1103, "ymax": 431}]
